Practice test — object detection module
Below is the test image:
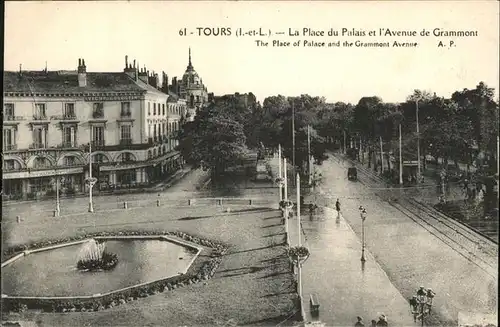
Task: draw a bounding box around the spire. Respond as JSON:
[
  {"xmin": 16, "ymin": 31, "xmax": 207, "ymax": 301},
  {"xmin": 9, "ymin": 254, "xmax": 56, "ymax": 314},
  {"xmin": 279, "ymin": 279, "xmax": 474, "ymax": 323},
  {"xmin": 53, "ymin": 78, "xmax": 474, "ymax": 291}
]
[{"xmin": 187, "ymin": 47, "xmax": 193, "ymax": 70}]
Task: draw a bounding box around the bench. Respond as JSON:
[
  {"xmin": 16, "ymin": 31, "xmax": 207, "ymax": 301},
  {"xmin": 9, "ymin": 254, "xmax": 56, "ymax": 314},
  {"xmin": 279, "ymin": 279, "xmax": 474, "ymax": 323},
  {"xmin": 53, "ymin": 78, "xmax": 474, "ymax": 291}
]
[{"xmin": 310, "ymin": 293, "xmax": 320, "ymax": 313}]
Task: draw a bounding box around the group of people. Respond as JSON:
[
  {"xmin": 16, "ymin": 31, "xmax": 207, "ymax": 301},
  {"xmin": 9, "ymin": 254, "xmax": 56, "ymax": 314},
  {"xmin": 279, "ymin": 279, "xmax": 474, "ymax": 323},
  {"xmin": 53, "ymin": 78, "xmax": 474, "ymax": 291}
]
[{"xmin": 355, "ymin": 315, "xmax": 388, "ymax": 326}]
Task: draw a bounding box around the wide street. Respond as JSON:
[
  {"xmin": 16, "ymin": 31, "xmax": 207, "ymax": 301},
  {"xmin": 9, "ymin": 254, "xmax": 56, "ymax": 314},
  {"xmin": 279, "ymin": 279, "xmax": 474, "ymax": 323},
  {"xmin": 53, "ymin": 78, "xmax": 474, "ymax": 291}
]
[{"xmin": 302, "ymin": 154, "xmax": 498, "ymax": 326}]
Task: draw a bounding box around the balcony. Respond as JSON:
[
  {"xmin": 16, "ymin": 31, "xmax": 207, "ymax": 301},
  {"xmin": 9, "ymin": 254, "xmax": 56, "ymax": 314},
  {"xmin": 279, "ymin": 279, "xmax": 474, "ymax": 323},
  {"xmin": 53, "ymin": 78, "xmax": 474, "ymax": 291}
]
[
  {"xmin": 92, "ymin": 111, "xmax": 105, "ymax": 119},
  {"xmin": 4, "ymin": 116, "xmax": 25, "ymax": 122},
  {"xmin": 91, "ymin": 141, "xmax": 105, "ymax": 149},
  {"xmin": 3, "ymin": 144, "xmax": 18, "ymax": 151},
  {"xmin": 120, "ymin": 139, "xmax": 132, "ymax": 145},
  {"xmin": 29, "ymin": 143, "xmax": 46, "ymax": 149},
  {"xmin": 33, "ymin": 114, "xmax": 48, "ymax": 121},
  {"xmin": 60, "ymin": 142, "xmax": 78, "ymax": 148},
  {"xmin": 51, "ymin": 114, "xmax": 79, "ymax": 121}
]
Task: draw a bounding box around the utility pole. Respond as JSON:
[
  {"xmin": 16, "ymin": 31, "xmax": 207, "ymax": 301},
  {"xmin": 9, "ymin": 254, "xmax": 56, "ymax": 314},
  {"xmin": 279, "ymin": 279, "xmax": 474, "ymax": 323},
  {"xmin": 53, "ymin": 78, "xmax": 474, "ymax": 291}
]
[
  {"xmin": 284, "ymin": 158, "xmax": 289, "ymax": 244},
  {"xmin": 296, "ymin": 173, "xmax": 302, "ymax": 300},
  {"xmin": 307, "ymin": 125, "xmax": 312, "ymax": 185},
  {"xmin": 343, "ymin": 130, "xmax": 347, "ymax": 154},
  {"xmin": 292, "ymin": 101, "xmax": 295, "ymax": 172},
  {"xmin": 380, "ymin": 135, "xmax": 384, "ymax": 173},
  {"xmin": 399, "ymin": 124, "xmax": 403, "ymax": 185},
  {"xmin": 416, "ymin": 99, "xmax": 421, "ymax": 181},
  {"xmin": 278, "ymin": 144, "xmax": 282, "ymax": 203}
]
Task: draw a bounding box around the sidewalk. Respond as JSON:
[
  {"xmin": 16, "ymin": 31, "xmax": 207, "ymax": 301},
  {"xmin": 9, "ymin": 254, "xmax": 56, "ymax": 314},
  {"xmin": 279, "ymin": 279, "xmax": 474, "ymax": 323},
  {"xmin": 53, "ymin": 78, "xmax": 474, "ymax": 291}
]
[{"xmin": 288, "ymin": 207, "xmax": 416, "ymax": 327}]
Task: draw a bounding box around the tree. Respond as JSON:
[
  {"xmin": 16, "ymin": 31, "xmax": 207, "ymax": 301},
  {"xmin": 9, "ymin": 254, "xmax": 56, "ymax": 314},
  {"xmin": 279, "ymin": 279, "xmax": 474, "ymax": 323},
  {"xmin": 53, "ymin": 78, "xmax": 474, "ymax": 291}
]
[{"xmin": 177, "ymin": 100, "xmax": 247, "ymax": 176}]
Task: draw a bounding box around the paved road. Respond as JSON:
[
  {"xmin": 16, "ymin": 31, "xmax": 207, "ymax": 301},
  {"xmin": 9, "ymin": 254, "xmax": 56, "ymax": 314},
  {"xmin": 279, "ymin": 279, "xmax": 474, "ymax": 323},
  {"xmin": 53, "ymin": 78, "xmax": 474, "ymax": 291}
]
[
  {"xmin": 313, "ymin": 156, "xmax": 497, "ymax": 326},
  {"xmin": 2, "ymin": 168, "xmax": 212, "ymax": 222}
]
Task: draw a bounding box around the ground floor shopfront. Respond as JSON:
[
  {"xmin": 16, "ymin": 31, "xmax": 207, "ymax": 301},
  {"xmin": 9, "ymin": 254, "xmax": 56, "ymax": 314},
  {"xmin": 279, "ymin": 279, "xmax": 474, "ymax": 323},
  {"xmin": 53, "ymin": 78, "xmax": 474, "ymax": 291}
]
[{"xmin": 2, "ymin": 152, "xmax": 185, "ymax": 200}]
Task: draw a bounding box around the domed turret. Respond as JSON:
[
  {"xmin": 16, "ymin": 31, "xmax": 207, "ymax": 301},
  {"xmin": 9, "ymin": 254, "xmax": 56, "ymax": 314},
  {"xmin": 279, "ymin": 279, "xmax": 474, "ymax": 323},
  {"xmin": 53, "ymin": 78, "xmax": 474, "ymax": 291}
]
[{"xmin": 182, "ymin": 48, "xmax": 201, "ymax": 86}]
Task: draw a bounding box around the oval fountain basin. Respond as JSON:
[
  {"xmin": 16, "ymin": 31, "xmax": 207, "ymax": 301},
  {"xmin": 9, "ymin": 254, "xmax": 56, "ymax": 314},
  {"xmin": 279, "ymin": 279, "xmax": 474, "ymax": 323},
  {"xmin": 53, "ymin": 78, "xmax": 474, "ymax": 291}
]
[{"xmin": 2, "ymin": 239, "xmax": 198, "ymax": 297}]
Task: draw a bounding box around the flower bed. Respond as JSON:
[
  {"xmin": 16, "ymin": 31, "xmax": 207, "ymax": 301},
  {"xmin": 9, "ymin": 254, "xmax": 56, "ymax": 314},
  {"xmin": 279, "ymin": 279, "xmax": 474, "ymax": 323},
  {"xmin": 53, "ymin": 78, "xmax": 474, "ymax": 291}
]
[{"xmin": 1, "ymin": 230, "xmax": 228, "ymax": 314}]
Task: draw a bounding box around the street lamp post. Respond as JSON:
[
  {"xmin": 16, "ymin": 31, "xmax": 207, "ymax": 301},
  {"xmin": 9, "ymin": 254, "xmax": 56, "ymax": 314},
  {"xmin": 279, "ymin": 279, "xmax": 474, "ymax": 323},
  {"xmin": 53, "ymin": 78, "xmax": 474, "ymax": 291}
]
[
  {"xmin": 359, "ymin": 206, "xmax": 367, "ymax": 262},
  {"xmin": 55, "ymin": 172, "xmax": 60, "ymax": 216},
  {"xmin": 411, "ymin": 286, "xmax": 436, "ymax": 326},
  {"xmin": 86, "ymin": 128, "xmax": 97, "ymax": 213}
]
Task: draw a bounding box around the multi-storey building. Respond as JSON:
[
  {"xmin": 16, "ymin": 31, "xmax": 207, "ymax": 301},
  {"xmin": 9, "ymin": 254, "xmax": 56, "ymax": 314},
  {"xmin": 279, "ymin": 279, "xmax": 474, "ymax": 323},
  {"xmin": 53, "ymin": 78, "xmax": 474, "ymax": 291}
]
[{"xmin": 2, "ymin": 56, "xmax": 187, "ymax": 200}]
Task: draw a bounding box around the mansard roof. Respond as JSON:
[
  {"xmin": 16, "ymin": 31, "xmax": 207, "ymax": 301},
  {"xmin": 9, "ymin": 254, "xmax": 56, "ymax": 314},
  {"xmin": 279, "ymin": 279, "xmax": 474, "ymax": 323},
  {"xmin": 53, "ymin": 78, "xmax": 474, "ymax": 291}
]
[{"xmin": 3, "ymin": 71, "xmax": 168, "ymax": 96}]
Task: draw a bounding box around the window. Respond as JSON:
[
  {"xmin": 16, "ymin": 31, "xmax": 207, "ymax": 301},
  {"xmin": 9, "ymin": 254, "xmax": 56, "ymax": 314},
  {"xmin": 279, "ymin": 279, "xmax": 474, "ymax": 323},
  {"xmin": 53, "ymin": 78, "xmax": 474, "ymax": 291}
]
[
  {"xmin": 153, "ymin": 103, "xmax": 157, "ymax": 115},
  {"xmin": 4, "ymin": 103, "xmax": 14, "ymax": 117},
  {"xmin": 62, "ymin": 127, "xmax": 73, "ymax": 147},
  {"xmin": 153, "ymin": 149, "xmax": 157, "ymax": 157},
  {"xmin": 93, "ymin": 153, "xmax": 108, "ymax": 163},
  {"xmin": 3, "ymin": 129, "xmax": 15, "ymax": 150},
  {"xmin": 92, "ymin": 103, "xmax": 104, "ymax": 118},
  {"xmin": 162, "ymin": 104, "xmax": 165, "ymax": 115},
  {"xmin": 33, "ymin": 157, "xmax": 49, "ymax": 169},
  {"xmin": 121, "ymin": 102, "xmax": 131, "ymax": 117},
  {"xmin": 30, "ymin": 177, "xmax": 52, "ymax": 193},
  {"xmin": 34, "ymin": 103, "xmax": 46, "ymax": 119},
  {"xmin": 153, "ymin": 125, "xmax": 157, "ymax": 140},
  {"xmin": 196, "ymin": 95, "xmax": 200, "ymax": 103},
  {"xmin": 64, "ymin": 156, "xmax": 76, "ymax": 166},
  {"xmin": 148, "ymin": 102, "xmax": 151, "ymax": 115},
  {"xmin": 92, "ymin": 126, "xmax": 105, "ymax": 146},
  {"xmin": 64, "ymin": 103, "xmax": 75, "ymax": 118},
  {"xmin": 119, "ymin": 152, "xmax": 134, "ymax": 162},
  {"xmin": 4, "ymin": 159, "xmax": 16, "ymax": 171},
  {"xmin": 148, "ymin": 150, "xmax": 152, "ymax": 159},
  {"xmin": 32, "ymin": 128, "xmax": 45, "ymax": 148},
  {"xmin": 120, "ymin": 125, "xmax": 131, "ymax": 144}
]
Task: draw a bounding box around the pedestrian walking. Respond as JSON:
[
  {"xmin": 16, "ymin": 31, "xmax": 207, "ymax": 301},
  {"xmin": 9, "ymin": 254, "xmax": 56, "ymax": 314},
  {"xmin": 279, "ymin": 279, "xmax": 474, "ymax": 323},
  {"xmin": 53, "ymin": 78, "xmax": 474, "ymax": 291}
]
[
  {"xmin": 354, "ymin": 316, "xmax": 365, "ymax": 327},
  {"xmin": 370, "ymin": 320, "xmax": 377, "ymax": 327},
  {"xmin": 335, "ymin": 198, "xmax": 341, "ymax": 218}
]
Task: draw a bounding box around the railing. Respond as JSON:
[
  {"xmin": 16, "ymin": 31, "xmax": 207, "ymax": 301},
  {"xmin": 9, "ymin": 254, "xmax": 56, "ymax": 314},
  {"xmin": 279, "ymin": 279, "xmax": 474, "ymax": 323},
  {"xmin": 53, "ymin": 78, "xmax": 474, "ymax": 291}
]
[
  {"xmin": 92, "ymin": 112, "xmax": 104, "ymax": 119},
  {"xmin": 4, "ymin": 116, "xmax": 25, "ymax": 121},
  {"xmin": 119, "ymin": 139, "xmax": 132, "ymax": 145},
  {"xmin": 51, "ymin": 114, "xmax": 78, "ymax": 120},
  {"xmin": 32, "ymin": 115, "xmax": 48, "ymax": 120},
  {"xmin": 29, "ymin": 143, "xmax": 46, "ymax": 149},
  {"xmin": 61, "ymin": 142, "xmax": 77, "ymax": 148},
  {"xmin": 91, "ymin": 141, "xmax": 105, "ymax": 148},
  {"xmin": 3, "ymin": 144, "xmax": 18, "ymax": 151}
]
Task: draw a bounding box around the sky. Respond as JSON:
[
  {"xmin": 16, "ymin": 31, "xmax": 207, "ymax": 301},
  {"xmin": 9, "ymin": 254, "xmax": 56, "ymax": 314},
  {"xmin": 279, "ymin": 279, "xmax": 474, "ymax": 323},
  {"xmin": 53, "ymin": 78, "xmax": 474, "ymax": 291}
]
[{"xmin": 4, "ymin": 1, "xmax": 499, "ymax": 104}]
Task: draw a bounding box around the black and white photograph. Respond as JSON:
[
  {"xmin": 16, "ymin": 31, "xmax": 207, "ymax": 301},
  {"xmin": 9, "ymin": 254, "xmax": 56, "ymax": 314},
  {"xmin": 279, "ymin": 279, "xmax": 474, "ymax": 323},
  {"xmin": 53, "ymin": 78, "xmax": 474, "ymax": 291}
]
[{"xmin": 1, "ymin": 1, "xmax": 499, "ymax": 326}]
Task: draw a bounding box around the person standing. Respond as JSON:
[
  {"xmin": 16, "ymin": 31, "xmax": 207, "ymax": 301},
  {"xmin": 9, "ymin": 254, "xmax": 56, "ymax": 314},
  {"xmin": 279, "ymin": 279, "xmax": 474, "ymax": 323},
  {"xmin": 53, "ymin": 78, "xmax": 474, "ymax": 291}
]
[
  {"xmin": 335, "ymin": 198, "xmax": 341, "ymax": 218},
  {"xmin": 354, "ymin": 316, "xmax": 365, "ymax": 327}
]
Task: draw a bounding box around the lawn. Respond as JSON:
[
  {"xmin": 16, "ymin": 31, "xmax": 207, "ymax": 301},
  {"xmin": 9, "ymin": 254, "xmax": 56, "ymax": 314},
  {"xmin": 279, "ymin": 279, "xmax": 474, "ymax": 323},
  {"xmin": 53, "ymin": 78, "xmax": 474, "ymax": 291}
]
[{"xmin": 2, "ymin": 204, "xmax": 299, "ymax": 326}]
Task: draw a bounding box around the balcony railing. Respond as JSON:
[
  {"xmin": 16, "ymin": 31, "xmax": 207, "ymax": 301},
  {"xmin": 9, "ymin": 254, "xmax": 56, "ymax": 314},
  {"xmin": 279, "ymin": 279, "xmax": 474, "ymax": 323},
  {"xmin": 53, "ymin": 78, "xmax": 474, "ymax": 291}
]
[
  {"xmin": 4, "ymin": 116, "xmax": 25, "ymax": 121},
  {"xmin": 120, "ymin": 139, "xmax": 132, "ymax": 145},
  {"xmin": 91, "ymin": 140, "xmax": 105, "ymax": 148},
  {"xmin": 3, "ymin": 144, "xmax": 18, "ymax": 151},
  {"xmin": 92, "ymin": 111, "xmax": 105, "ymax": 119},
  {"xmin": 51, "ymin": 114, "xmax": 78, "ymax": 120},
  {"xmin": 29, "ymin": 143, "xmax": 46, "ymax": 149},
  {"xmin": 33, "ymin": 114, "xmax": 48, "ymax": 120},
  {"xmin": 120, "ymin": 111, "xmax": 132, "ymax": 118},
  {"xmin": 61, "ymin": 142, "xmax": 77, "ymax": 148}
]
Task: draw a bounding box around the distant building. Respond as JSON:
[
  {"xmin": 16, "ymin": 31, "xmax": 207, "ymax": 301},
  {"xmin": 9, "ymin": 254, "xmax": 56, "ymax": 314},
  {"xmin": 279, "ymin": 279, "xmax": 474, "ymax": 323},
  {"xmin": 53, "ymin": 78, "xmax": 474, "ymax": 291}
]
[
  {"xmin": 2, "ymin": 57, "xmax": 185, "ymax": 200},
  {"xmin": 177, "ymin": 48, "xmax": 208, "ymax": 121}
]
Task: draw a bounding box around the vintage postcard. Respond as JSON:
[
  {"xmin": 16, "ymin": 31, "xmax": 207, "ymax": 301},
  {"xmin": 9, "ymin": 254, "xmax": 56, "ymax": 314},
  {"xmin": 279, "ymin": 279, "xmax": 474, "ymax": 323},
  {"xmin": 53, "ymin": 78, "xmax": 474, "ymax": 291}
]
[{"xmin": 2, "ymin": 1, "xmax": 498, "ymax": 327}]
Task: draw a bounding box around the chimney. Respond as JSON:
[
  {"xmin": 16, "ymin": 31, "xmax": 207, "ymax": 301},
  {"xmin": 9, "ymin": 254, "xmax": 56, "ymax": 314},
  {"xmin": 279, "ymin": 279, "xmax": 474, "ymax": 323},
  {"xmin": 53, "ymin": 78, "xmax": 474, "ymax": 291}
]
[
  {"xmin": 78, "ymin": 58, "xmax": 87, "ymax": 87},
  {"xmin": 148, "ymin": 71, "xmax": 159, "ymax": 89},
  {"xmin": 124, "ymin": 55, "xmax": 137, "ymax": 81},
  {"xmin": 138, "ymin": 65, "xmax": 148, "ymax": 83}
]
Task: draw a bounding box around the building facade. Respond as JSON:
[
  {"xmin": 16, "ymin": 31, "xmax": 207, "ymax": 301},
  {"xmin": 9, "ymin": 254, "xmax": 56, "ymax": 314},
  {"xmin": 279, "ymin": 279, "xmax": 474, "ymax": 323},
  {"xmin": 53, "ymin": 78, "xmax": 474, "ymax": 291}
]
[{"xmin": 2, "ymin": 57, "xmax": 187, "ymax": 200}]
